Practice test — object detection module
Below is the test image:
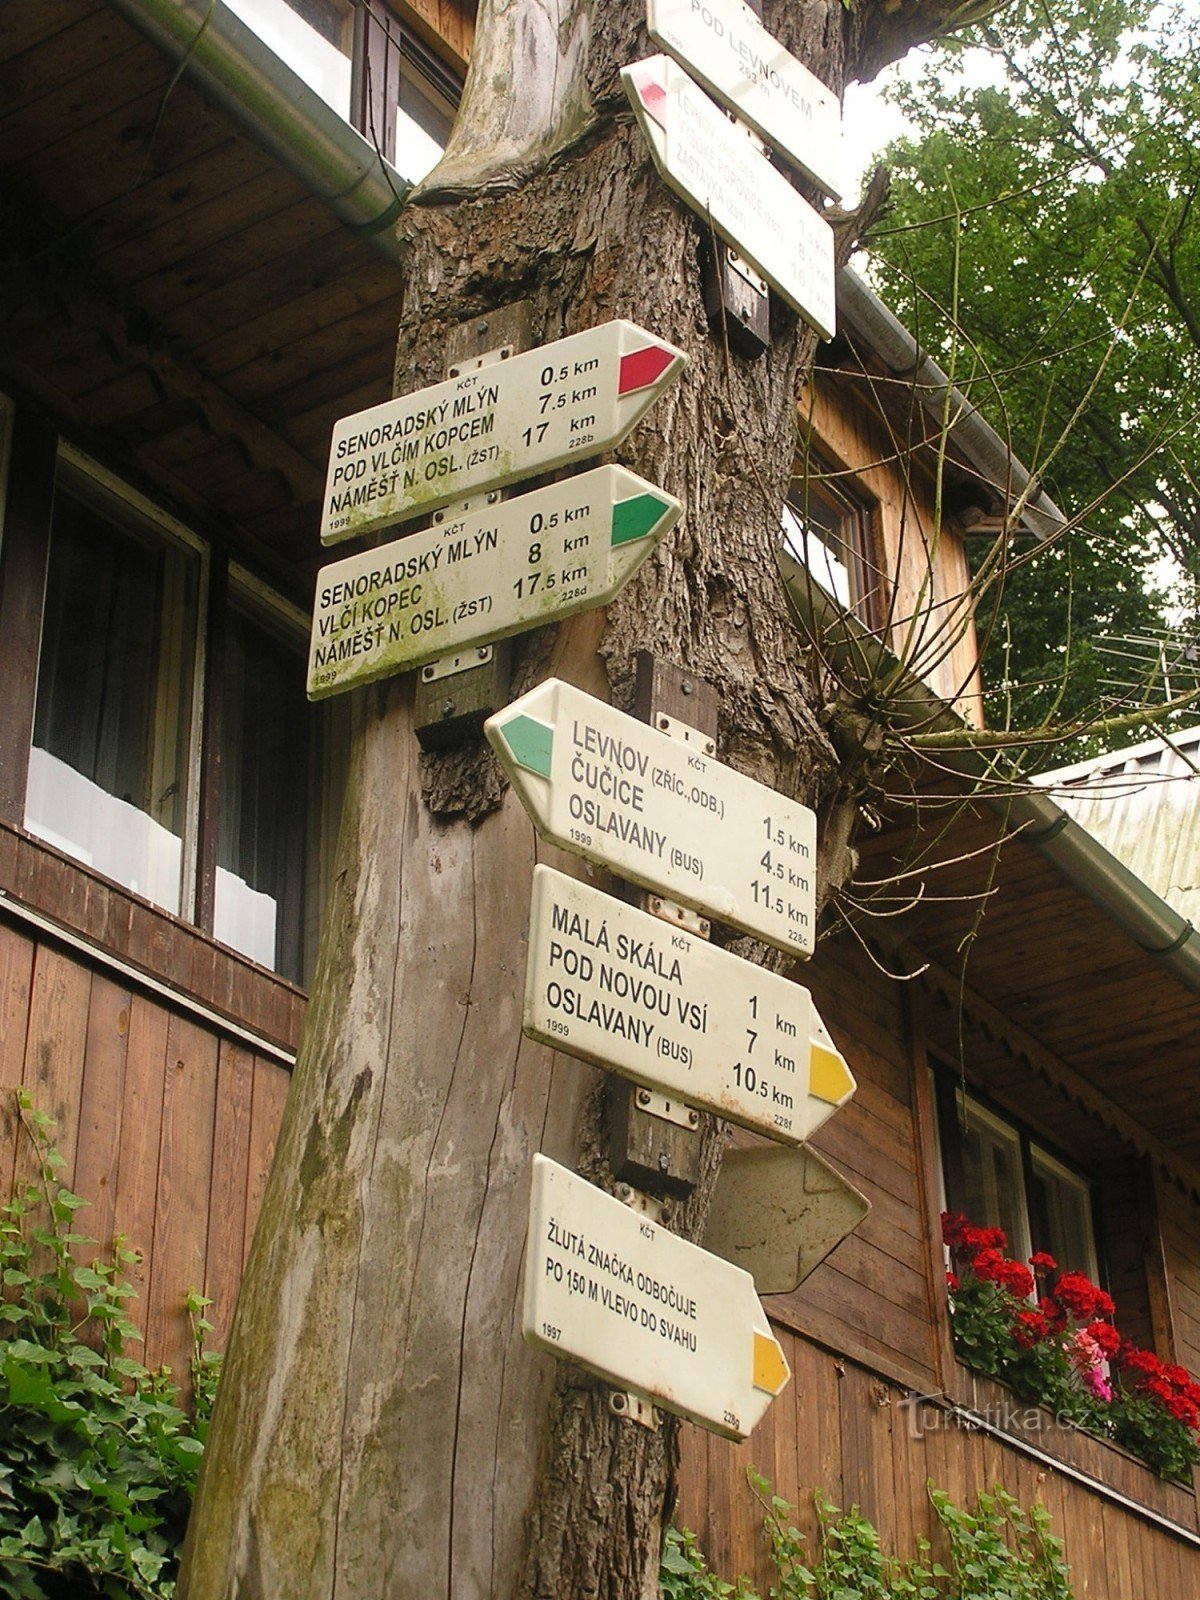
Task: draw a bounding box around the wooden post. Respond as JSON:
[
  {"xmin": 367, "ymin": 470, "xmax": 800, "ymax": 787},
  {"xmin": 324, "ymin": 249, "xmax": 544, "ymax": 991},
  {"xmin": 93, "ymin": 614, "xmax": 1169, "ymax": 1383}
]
[{"xmin": 608, "ymin": 651, "xmax": 720, "ymax": 1197}]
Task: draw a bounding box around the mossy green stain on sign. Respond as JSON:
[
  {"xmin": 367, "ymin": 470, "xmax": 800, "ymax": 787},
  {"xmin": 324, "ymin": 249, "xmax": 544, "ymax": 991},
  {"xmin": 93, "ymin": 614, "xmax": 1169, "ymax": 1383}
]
[
  {"xmin": 611, "ymin": 492, "xmax": 673, "ymax": 546},
  {"xmin": 501, "ymin": 715, "xmax": 554, "ymax": 777}
]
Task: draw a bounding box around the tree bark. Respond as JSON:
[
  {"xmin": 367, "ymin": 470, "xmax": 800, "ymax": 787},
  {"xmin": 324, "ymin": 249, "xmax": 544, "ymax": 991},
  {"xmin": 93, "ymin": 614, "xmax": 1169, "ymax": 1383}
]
[{"xmin": 181, "ymin": 2, "xmax": 1010, "ymax": 1596}]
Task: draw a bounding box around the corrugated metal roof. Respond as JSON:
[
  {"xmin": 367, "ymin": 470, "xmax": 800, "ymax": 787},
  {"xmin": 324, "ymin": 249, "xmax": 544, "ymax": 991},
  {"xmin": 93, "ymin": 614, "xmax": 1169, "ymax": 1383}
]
[{"xmin": 1037, "ymin": 727, "xmax": 1200, "ymax": 924}]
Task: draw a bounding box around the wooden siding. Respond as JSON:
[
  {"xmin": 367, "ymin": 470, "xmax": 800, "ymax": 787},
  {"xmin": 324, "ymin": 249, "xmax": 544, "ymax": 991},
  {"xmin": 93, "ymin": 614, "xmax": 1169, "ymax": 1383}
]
[
  {"xmin": 1160, "ymin": 1179, "xmax": 1200, "ymax": 1381},
  {"xmin": 398, "ymin": 0, "xmax": 477, "ymax": 68},
  {"xmin": 805, "ymin": 382, "xmax": 984, "ymax": 727},
  {"xmin": 761, "ymin": 940, "xmax": 941, "ymax": 1391},
  {"xmin": 0, "ymin": 822, "xmax": 306, "ymax": 1055},
  {"xmin": 678, "ymin": 1334, "xmax": 1200, "ymax": 1595},
  {"xmin": 0, "ymin": 889, "xmax": 291, "ymax": 1393}
]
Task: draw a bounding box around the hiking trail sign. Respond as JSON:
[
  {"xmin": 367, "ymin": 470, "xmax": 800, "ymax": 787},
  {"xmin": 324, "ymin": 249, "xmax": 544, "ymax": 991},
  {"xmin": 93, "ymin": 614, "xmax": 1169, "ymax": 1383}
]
[
  {"xmin": 524, "ymin": 1154, "xmax": 789, "ymax": 1439},
  {"xmin": 485, "ymin": 678, "xmax": 816, "ymax": 956},
  {"xmin": 523, "ymin": 867, "xmax": 853, "ymax": 1139},
  {"xmin": 321, "ymin": 320, "xmax": 686, "ymax": 544},
  {"xmin": 307, "ymin": 467, "xmax": 680, "ymax": 698},
  {"xmin": 622, "ymin": 54, "xmax": 836, "ymax": 339},
  {"xmin": 646, "ymin": 0, "xmax": 842, "ymax": 198}
]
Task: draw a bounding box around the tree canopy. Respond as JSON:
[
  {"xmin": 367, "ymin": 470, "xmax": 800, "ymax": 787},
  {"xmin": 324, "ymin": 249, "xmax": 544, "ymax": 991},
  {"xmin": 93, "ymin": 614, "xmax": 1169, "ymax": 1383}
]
[{"xmin": 865, "ymin": 0, "xmax": 1200, "ymax": 751}]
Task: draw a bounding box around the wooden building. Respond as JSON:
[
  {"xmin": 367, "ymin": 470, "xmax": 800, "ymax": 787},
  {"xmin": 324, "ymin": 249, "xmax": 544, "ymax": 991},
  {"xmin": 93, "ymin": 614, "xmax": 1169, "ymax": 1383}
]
[{"xmin": 1, "ymin": 2, "xmax": 1199, "ymax": 1592}]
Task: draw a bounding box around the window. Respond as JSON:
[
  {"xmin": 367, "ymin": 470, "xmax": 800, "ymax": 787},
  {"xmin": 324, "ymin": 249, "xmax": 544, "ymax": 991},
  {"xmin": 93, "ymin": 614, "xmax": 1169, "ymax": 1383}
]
[
  {"xmin": 225, "ymin": 0, "xmax": 459, "ymax": 182},
  {"xmin": 225, "ymin": 0, "xmax": 353, "ymax": 117},
  {"xmin": 394, "ymin": 49, "xmax": 456, "ymax": 181},
  {"xmin": 27, "ymin": 463, "xmax": 204, "ymax": 918},
  {"xmin": 937, "ymin": 1080, "xmax": 1101, "ymax": 1284},
  {"xmin": 783, "ymin": 461, "xmax": 876, "ymax": 619},
  {"xmin": 25, "ymin": 451, "xmax": 342, "ymax": 986}
]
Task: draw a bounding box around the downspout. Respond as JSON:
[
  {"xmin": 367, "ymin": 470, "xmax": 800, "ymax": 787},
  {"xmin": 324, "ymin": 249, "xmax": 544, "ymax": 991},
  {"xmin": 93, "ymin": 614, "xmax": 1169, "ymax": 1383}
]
[
  {"xmin": 782, "ymin": 554, "xmax": 1200, "ymax": 991},
  {"xmin": 107, "ymin": 0, "xmax": 408, "ymax": 262}
]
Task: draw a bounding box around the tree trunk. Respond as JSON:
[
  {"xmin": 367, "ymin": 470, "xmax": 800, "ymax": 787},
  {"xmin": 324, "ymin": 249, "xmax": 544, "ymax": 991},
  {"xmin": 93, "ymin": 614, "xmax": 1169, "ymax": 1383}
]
[{"xmin": 180, "ymin": 2, "xmax": 1006, "ymax": 1596}]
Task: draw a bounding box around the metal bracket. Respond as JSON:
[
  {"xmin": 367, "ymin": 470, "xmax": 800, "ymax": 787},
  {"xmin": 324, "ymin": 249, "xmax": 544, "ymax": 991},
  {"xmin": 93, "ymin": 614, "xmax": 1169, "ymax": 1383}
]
[
  {"xmin": 652, "ymin": 711, "xmax": 717, "ymax": 757},
  {"xmin": 725, "ymin": 244, "xmax": 768, "ymax": 297},
  {"xmin": 608, "ymin": 1389, "xmax": 660, "ymax": 1430},
  {"xmin": 420, "ymin": 645, "xmax": 494, "ymax": 684},
  {"xmin": 632, "ymin": 1085, "xmax": 700, "ymax": 1131},
  {"xmin": 447, "ymin": 344, "xmax": 513, "ymax": 377},
  {"xmin": 646, "ymin": 894, "xmax": 710, "ymax": 938},
  {"xmin": 614, "ymin": 1182, "xmax": 673, "ymax": 1226}
]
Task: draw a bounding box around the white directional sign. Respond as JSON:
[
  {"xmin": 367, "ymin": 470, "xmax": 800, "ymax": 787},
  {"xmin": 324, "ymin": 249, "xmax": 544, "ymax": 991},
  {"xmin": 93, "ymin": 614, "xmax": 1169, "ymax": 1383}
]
[
  {"xmin": 486, "ymin": 679, "xmax": 817, "ymax": 956},
  {"xmin": 524, "ymin": 1154, "xmax": 789, "ymax": 1439},
  {"xmin": 622, "ymin": 55, "xmax": 835, "ymax": 340},
  {"xmin": 647, "ymin": 0, "xmax": 842, "ymax": 198},
  {"xmin": 307, "ymin": 467, "xmax": 680, "ymax": 699},
  {"xmin": 321, "ymin": 320, "xmax": 686, "ymax": 544},
  {"xmin": 524, "ymin": 867, "xmax": 853, "ymax": 1139}
]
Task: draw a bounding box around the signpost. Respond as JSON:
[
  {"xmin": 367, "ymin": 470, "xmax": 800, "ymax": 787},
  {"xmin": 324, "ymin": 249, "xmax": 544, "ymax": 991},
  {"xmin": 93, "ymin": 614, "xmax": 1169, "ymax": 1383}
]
[
  {"xmin": 321, "ymin": 320, "xmax": 686, "ymax": 544},
  {"xmin": 647, "ymin": 0, "xmax": 842, "ymax": 198},
  {"xmin": 524, "ymin": 867, "xmax": 853, "ymax": 1139},
  {"xmin": 703, "ymin": 1144, "xmax": 871, "ymax": 1295},
  {"xmin": 307, "ymin": 467, "xmax": 681, "ymax": 699},
  {"xmin": 486, "ymin": 678, "xmax": 817, "ymax": 956},
  {"xmin": 524, "ymin": 1154, "xmax": 789, "ymax": 1439},
  {"xmin": 622, "ymin": 55, "xmax": 836, "ymax": 339}
]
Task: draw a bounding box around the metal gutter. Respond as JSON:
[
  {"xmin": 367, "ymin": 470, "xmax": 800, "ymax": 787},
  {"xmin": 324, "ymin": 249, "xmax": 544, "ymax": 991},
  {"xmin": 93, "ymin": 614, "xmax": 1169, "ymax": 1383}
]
[
  {"xmin": 782, "ymin": 553, "xmax": 1200, "ymax": 993},
  {"xmin": 108, "ymin": 0, "xmax": 408, "ymax": 259},
  {"xmin": 835, "ymin": 266, "xmax": 1066, "ymax": 544}
]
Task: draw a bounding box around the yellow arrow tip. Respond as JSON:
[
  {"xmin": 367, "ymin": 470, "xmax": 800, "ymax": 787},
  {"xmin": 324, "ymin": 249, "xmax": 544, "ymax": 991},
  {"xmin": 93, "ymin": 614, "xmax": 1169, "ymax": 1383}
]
[
  {"xmin": 809, "ymin": 1042, "xmax": 855, "ymax": 1106},
  {"xmin": 753, "ymin": 1332, "xmax": 790, "ymax": 1396}
]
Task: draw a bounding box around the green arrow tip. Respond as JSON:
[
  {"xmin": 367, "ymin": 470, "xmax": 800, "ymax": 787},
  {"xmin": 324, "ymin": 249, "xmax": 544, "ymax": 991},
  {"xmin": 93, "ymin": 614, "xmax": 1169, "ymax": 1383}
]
[
  {"xmin": 611, "ymin": 492, "xmax": 672, "ymax": 547},
  {"xmin": 500, "ymin": 714, "xmax": 554, "ymax": 777}
]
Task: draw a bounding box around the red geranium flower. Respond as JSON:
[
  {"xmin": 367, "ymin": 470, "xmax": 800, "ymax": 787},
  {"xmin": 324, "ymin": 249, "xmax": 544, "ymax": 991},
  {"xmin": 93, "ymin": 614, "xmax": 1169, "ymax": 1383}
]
[
  {"xmin": 1085, "ymin": 1321, "xmax": 1121, "ymax": 1358},
  {"xmin": 1013, "ymin": 1307, "xmax": 1051, "ymax": 1348},
  {"xmin": 1029, "ymin": 1251, "xmax": 1059, "ymax": 1275},
  {"xmin": 1052, "ymin": 1270, "xmax": 1114, "ymax": 1322},
  {"xmin": 941, "ymin": 1212, "xmax": 969, "ymax": 1249}
]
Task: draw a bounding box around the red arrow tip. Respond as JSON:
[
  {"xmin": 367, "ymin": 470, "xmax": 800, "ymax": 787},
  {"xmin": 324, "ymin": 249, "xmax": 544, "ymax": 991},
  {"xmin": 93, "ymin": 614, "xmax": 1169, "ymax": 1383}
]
[{"xmin": 618, "ymin": 344, "xmax": 678, "ymax": 396}]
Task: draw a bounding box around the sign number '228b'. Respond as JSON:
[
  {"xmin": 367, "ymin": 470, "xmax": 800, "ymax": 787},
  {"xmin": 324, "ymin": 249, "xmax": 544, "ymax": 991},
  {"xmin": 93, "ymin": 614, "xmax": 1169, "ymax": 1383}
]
[
  {"xmin": 486, "ymin": 679, "xmax": 817, "ymax": 956},
  {"xmin": 321, "ymin": 321, "xmax": 686, "ymax": 544}
]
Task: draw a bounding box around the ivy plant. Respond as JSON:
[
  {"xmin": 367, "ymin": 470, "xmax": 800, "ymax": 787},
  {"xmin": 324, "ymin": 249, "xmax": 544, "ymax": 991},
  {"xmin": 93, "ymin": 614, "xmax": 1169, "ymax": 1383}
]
[
  {"xmin": 0, "ymin": 1093, "xmax": 214, "ymax": 1599},
  {"xmin": 662, "ymin": 1477, "xmax": 1074, "ymax": 1600}
]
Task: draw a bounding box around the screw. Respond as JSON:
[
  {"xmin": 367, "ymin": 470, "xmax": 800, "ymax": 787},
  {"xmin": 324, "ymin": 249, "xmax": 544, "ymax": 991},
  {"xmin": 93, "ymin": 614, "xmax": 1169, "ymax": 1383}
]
[
  {"xmin": 615, "ymin": 1182, "xmax": 632, "ymax": 1201},
  {"xmin": 687, "ymin": 1109, "xmax": 699, "ymax": 1127},
  {"xmin": 500, "ymin": 348, "xmax": 511, "ymax": 359},
  {"xmin": 487, "ymin": 490, "xmax": 500, "ymax": 503},
  {"xmin": 422, "ymin": 666, "xmax": 435, "ymax": 681},
  {"xmin": 681, "ymin": 678, "xmax": 694, "ymax": 694},
  {"xmin": 441, "ymin": 698, "xmax": 456, "ymax": 719},
  {"xmin": 649, "ymin": 896, "xmax": 662, "ymax": 914},
  {"xmin": 658, "ymin": 1151, "xmax": 670, "ymax": 1172},
  {"xmin": 433, "ymin": 510, "xmax": 444, "ymax": 524},
  {"xmin": 636, "ymin": 1088, "xmax": 652, "ymax": 1108},
  {"xmin": 658, "ymin": 1205, "xmax": 672, "ymax": 1225},
  {"xmin": 658, "ymin": 715, "xmax": 670, "ymax": 730},
  {"xmin": 449, "ymin": 365, "xmax": 460, "ymax": 377},
  {"xmin": 477, "ymin": 319, "xmax": 489, "ymax": 335},
  {"xmin": 699, "ymin": 919, "xmax": 710, "ymax": 937},
  {"xmin": 610, "ymin": 1392, "xmax": 627, "ymax": 1414},
  {"xmin": 477, "ymin": 646, "xmax": 489, "ymax": 659}
]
